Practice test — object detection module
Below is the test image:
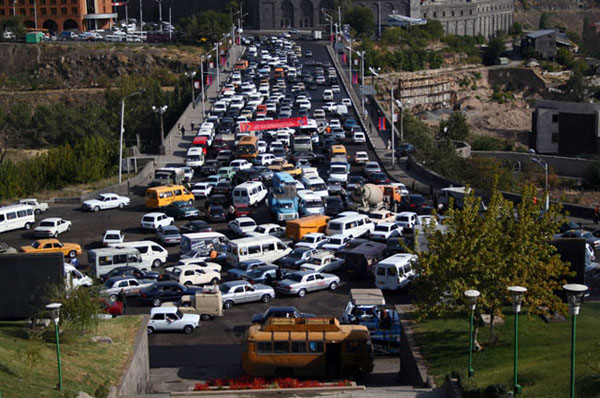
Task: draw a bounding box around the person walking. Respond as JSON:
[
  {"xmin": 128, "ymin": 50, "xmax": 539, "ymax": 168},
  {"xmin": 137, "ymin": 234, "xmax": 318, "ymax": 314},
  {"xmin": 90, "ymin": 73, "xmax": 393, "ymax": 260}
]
[
  {"xmin": 180, "ymin": 125, "xmax": 186, "ymax": 136},
  {"xmin": 595, "ymin": 205, "xmax": 600, "ymax": 224},
  {"xmin": 191, "ymin": 122, "xmax": 195, "ymax": 132}
]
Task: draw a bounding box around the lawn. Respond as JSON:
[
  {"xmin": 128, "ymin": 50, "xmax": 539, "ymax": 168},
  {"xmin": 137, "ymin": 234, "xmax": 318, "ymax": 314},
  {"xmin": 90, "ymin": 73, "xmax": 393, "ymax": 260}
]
[
  {"xmin": 0, "ymin": 315, "xmax": 144, "ymax": 398},
  {"xmin": 413, "ymin": 303, "xmax": 600, "ymax": 397}
]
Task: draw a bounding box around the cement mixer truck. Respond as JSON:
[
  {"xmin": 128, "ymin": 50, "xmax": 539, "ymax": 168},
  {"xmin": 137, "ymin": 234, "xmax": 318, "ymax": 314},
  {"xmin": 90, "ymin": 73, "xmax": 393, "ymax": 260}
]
[{"xmin": 348, "ymin": 184, "xmax": 386, "ymax": 213}]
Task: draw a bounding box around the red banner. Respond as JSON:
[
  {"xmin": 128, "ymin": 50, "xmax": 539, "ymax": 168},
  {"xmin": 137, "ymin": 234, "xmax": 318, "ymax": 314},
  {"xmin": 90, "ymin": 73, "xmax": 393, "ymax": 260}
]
[{"xmin": 239, "ymin": 116, "xmax": 308, "ymax": 133}]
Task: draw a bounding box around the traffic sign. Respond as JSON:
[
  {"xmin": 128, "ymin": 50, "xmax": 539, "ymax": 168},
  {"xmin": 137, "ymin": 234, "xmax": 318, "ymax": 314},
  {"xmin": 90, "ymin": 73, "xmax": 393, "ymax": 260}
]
[{"xmin": 360, "ymin": 85, "xmax": 376, "ymax": 95}]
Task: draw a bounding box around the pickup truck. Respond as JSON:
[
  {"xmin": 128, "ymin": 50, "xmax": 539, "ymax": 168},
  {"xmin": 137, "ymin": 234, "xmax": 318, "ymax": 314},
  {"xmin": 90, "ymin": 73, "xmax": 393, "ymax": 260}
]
[{"xmin": 19, "ymin": 198, "xmax": 49, "ymax": 215}]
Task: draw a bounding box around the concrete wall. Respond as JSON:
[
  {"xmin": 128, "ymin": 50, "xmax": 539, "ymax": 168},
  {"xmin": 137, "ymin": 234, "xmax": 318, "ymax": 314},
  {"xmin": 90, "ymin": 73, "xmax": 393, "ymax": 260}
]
[
  {"xmin": 472, "ymin": 151, "xmax": 593, "ymax": 179},
  {"xmin": 488, "ymin": 67, "xmax": 548, "ymax": 93},
  {"xmin": 397, "ymin": 305, "xmax": 434, "ymax": 387},
  {"xmin": 110, "ymin": 315, "xmax": 151, "ymax": 397},
  {"xmin": 534, "ymin": 108, "xmax": 560, "ymax": 154}
]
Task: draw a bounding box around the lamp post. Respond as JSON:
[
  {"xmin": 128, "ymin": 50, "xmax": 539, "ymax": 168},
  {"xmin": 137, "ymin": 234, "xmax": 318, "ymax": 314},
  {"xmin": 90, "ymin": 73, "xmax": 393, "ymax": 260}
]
[
  {"xmin": 563, "ymin": 283, "xmax": 588, "ymax": 398},
  {"xmin": 370, "ymin": 67, "xmax": 396, "ymax": 167},
  {"xmin": 185, "ymin": 71, "xmax": 197, "ymax": 109},
  {"xmin": 528, "ymin": 148, "xmax": 549, "ymax": 211},
  {"xmin": 119, "ymin": 90, "xmax": 145, "ymax": 184},
  {"xmin": 508, "ymin": 286, "xmax": 527, "ymax": 396},
  {"xmin": 152, "ymin": 105, "xmax": 168, "ymax": 155},
  {"xmin": 215, "ymin": 41, "xmax": 220, "ymax": 89},
  {"xmin": 139, "ymin": 0, "xmax": 143, "ymax": 32},
  {"xmin": 464, "ymin": 289, "xmax": 480, "ymax": 378},
  {"xmin": 156, "ymin": 0, "xmax": 162, "ymax": 24},
  {"xmin": 395, "ymin": 99, "xmax": 410, "ymax": 145},
  {"xmin": 348, "ymin": 36, "xmax": 352, "ymax": 88},
  {"xmin": 46, "ymin": 303, "xmax": 62, "ymax": 391},
  {"xmin": 200, "ymin": 56, "xmax": 207, "ymax": 117}
]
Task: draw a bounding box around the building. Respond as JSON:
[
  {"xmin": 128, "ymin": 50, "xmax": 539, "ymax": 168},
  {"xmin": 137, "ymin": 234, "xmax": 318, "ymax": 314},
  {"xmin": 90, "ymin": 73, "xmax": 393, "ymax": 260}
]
[
  {"xmin": 584, "ymin": 21, "xmax": 600, "ymax": 57},
  {"xmin": 252, "ymin": 0, "xmax": 513, "ymax": 39},
  {"xmin": 0, "ymin": 0, "xmax": 117, "ymax": 33},
  {"xmin": 531, "ymin": 100, "xmax": 600, "ymax": 156},
  {"xmin": 521, "ymin": 29, "xmax": 576, "ymax": 59}
]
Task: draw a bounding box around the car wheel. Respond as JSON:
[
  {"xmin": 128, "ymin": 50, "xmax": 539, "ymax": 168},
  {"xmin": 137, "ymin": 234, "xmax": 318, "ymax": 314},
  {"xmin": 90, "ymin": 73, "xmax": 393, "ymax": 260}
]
[
  {"xmin": 24, "ymin": 222, "xmax": 33, "ymax": 230},
  {"xmin": 152, "ymin": 259, "xmax": 162, "ymax": 268},
  {"xmin": 223, "ymin": 300, "xmax": 234, "ymax": 309},
  {"xmin": 261, "ymin": 294, "xmax": 272, "ymax": 303},
  {"xmin": 119, "ymin": 203, "xmax": 124, "ymax": 209},
  {"xmin": 200, "ymin": 314, "xmax": 213, "ymax": 321},
  {"xmin": 68, "ymin": 250, "xmax": 77, "ymax": 258},
  {"xmin": 211, "ymin": 278, "xmax": 219, "ymax": 285},
  {"xmin": 329, "ymin": 282, "xmax": 338, "ymax": 291},
  {"xmin": 298, "ymin": 289, "xmax": 307, "ymax": 298},
  {"xmin": 34, "ymin": 209, "xmax": 41, "ymax": 215},
  {"xmin": 183, "ymin": 325, "xmax": 194, "ymax": 334},
  {"xmin": 188, "ymin": 200, "xmax": 193, "ymax": 206},
  {"xmin": 53, "ymin": 232, "xmax": 58, "ymax": 238},
  {"xmin": 147, "ymin": 327, "xmax": 154, "ymax": 335},
  {"xmin": 184, "ymin": 281, "xmax": 193, "ymax": 286},
  {"xmin": 152, "ymin": 298, "xmax": 161, "ymax": 307},
  {"xmin": 109, "ymin": 294, "xmax": 118, "ymax": 302},
  {"xmin": 67, "ymin": 225, "xmax": 71, "ymax": 232},
  {"xmin": 94, "ymin": 206, "xmax": 100, "ymax": 212}
]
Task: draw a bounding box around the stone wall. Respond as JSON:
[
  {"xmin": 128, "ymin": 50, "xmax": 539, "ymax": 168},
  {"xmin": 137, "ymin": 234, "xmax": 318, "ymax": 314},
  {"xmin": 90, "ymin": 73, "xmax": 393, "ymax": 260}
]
[
  {"xmin": 397, "ymin": 305, "xmax": 434, "ymax": 387},
  {"xmin": 488, "ymin": 67, "xmax": 548, "ymax": 94}
]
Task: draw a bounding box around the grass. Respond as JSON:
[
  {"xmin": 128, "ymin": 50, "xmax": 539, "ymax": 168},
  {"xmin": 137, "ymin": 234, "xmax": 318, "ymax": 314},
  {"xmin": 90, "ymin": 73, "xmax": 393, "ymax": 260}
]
[
  {"xmin": 0, "ymin": 316, "xmax": 144, "ymax": 398},
  {"xmin": 413, "ymin": 303, "xmax": 600, "ymax": 397}
]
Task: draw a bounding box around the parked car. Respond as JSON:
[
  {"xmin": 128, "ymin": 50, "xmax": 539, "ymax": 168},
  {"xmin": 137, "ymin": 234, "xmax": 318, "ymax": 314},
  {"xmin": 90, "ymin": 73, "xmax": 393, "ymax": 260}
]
[
  {"xmin": 34, "ymin": 218, "xmax": 71, "ymax": 238},
  {"xmin": 228, "ymin": 259, "xmax": 267, "ymax": 279},
  {"xmin": 147, "ymin": 306, "xmax": 200, "ymax": 334},
  {"xmin": 321, "ymin": 234, "xmax": 352, "ymax": 251},
  {"xmin": 156, "ymin": 225, "xmax": 182, "ymax": 245},
  {"xmin": 295, "ymin": 232, "xmax": 329, "ymax": 249},
  {"xmin": 102, "ymin": 276, "xmax": 153, "ymax": 302},
  {"xmin": 20, "ymin": 239, "xmax": 82, "ymax": 258},
  {"xmin": 370, "ymin": 222, "xmax": 402, "ymax": 241},
  {"xmin": 325, "ymin": 196, "xmax": 346, "ymax": 217},
  {"xmin": 207, "ymin": 205, "xmax": 227, "ymax": 223},
  {"xmin": 100, "ymin": 266, "xmax": 160, "ymax": 282},
  {"xmin": 557, "ymin": 230, "xmax": 600, "ymax": 249},
  {"xmin": 220, "ymin": 280, "xmax": 276, "ymax": 309},
  {"xmin": 161, "ymin": 201, "xmax": 200, "ymax": 220},
  {"xmin": 242, "ymin": 265, "xmax": 288, "ymax": 285},
  {"xmin": 251, "ymin": 305, "xmax": 315, "ymax": 324},
  {"xmin": 278, "ymin": 247, "xmax": 318, "ymax": 269},
  {"xmin": 228, "ymin": 217, "xmax": 257, "ymax": 236},
  {"xmin": 82, "ymin": 193, "xmax": 130, "ymax": 212},
  {"xmin": 140, "ymin": 212, "xmax": 174, "ymax": 230},
  {"xmin": 191, "ymin": 182, "xmax": 212, "ymax": 198},
  {"xmin": 164, "ymin": 264, "xmax": 221, "ymax": 287},
  {"xmin": 275, "ymin": 270, "xmax": 340, "ymax": 297},
  {"xmin": 354, "ymin": 152, "xmax": 369, "ymax": 164},
  {"xmin": 180, "ymin": 220, "xmax": 213, "ymax": 234},
  {"xmin": 299, "ymin": 251, "xmax": 344, "ymax": 273},
  {"xmin": 246, "ymin": 223, "xmax": 285, "ymax": 238},
  {"xmin": 141, "ymin": 281, "xmax": 203, "ymax": 307},
  {"xmin": 18, "ymin": 198, "xmax": 49, "ymax": 215},
  {"xmin": 102, "ymin": 230, "xmax": 125, "ymax": 246}
]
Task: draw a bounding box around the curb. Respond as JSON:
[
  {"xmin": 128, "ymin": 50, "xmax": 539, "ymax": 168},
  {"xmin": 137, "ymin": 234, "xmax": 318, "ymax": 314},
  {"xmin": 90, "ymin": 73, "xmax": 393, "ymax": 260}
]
[{"xmin": 171, "ymin": 384, "xmax": 366, "ymax": 396}]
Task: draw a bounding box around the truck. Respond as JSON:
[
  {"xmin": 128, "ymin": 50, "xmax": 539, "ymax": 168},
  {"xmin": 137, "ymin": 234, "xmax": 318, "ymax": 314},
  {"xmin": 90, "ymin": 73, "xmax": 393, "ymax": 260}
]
[
  {"xmin": 436, "ymin": 186, "xmax": 486, "ymax": 213},
  {"xmin": 348, "ymin": 184, "xmax": 385, "ymax": 213},
  {"xmin": 149, "ymin": 167, "xmax": 185, "ymax": 187},
  {"xmin": 269, "ymin": 183, "xmax": 299, "ymax": 222},
  {"xmin": 175, "ymin": 285, "xmax": 223, "ymax": 321},
  {"xmin": 312, "ymin": 30, "xmax": 322, "ymax": 40}
]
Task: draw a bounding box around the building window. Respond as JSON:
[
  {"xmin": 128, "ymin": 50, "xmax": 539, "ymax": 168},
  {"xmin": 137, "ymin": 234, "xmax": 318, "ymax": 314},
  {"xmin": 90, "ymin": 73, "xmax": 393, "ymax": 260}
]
[
  {"xmin": 452, "ymin": 11, "xmax": 455, "ymax": 16},
  {"xmin": 552, "ymin": 114, "xmax": 558, "ymax": 123},
  {"xmin": 61, "ymin": 6, "xmax": 66, "ymax": 13},
  {"xmin": 470, "ymin": 10, "xmax": 473, "ymax": 15},
  {"xmin": 0, "ymin": 9, "xmax": 4, "ymax": 15},
  {"xmin": 551, "ymin": 132, "xmax": 559, "ymax": 143},
  {"xmin": 30, "ymin": 7, "xmax": 34, "ymax": 14},
  {"xmin": 71, "ymin": 0, "xmax": 76, "ymax": 3},
  {"xmin": 443, "ymin": 12, "xmax": 445, "ymax": 17},
  {"xmin": 51, "ymin": 7, "xmax": 56, "ymax": 14},
  {"xmin": 50, "ymin": 0, "xmax": 56, "ymax": 4},
  {"xmin": 423, "ymin": 13, "xmax": 427, "ymax": 18},
  {"xmin": 41, "ymin": 7, "xmax": 46, "ymax": 14},
  {"xmin": 40, "ymin": 0, "xmax": 46, "ymax": 4},
  {"xmin": 433, "ymin": 12, "xmax": 436, "ymax": 17},
  {"xmin": 71, "ymin": 7, "xmax": 76, "ymax": 13},
  {"xmin": 19, "ymin": 8, "xmax": 26, "ymax": 15},
  {"xmin": 461, "ymin": 10, "xmax": 464, "ymax": 16},
  {"xmin": 60, "ymin": 0, "xmax": 65, "ymax": 4},
  {"xmin": 29, "ymin": 0, "xmax": 33, "ymax": 4},
  {"xmin": 19, "ymin": 0, "xmax": 24, "ymax": 5}
]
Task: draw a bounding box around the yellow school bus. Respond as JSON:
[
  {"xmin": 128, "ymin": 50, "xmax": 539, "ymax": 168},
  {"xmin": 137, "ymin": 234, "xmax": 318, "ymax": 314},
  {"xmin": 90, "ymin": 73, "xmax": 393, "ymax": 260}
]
[
  {"xmin": 242, "ymin": 317, "xmax": 373, "ymax": 379},
  {"xmin": 285, "ymin": 215, "xmax": 330, "ymax": 241},
  {"xmin": 145, "ymin": 185, "xmax": 194, "ymax": 208}
]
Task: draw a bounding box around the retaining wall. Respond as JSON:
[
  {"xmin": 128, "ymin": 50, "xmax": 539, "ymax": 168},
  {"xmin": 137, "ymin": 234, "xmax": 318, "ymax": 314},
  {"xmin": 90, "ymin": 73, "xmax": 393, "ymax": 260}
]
[{"xmin": 396, "ymin": 305, "xmax": 434, "ymax": 388}]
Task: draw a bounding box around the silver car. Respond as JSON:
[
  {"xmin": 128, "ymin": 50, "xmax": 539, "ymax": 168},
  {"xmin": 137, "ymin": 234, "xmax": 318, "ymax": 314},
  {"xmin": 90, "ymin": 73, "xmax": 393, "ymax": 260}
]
[
  {"xmin": 275, "ymin": 271, "xmax": 340, "ymax": 297},
  {"xmin": 220, "ymin": 280, "xmax": 275, "ymax": 309}
]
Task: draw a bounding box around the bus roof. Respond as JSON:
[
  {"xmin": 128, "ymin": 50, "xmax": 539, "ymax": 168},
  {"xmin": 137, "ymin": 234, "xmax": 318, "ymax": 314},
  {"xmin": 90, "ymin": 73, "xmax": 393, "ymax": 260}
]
[
  {"xmin": 247, "ymin": 317, "xmax": 370, "ymax": 341},
  {"xmin": 239, "ymin": 135, "xmax": 258, "ymax": 144}
]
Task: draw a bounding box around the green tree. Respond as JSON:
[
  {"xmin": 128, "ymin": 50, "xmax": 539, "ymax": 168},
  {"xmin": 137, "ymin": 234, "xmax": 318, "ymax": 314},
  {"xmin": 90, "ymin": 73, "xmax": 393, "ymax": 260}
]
[
  {"xmin": 414, "ymin": 184, "xmax": 570, "ymax": 345},
  {"xmin": 563, "ymin": 71, "xmax": 588, "ymax": 102},
  {"xmin": 539, "ymin": 12, "xmax": 550, "ymax": 29},
  {"xmin": 509, "ymin": 22, "xmax": 523, "ymax": 37},
  {"xmin": 177, "ymin": 10, "xmax": 232, "ymax": 43},
  {"xmin": 484, "ymin": 35, "xmax": 506, "ymax": 63},
  {"xmin": 0, "ymin": 16, "xmax": 25, "ymax": 40},
  {"xmin": 344, "ymin": 6, "xmax": 375, "ymax": 38},
  {"xmin": 439, "ymin": 111, "xmax": 470, "ymax": 141}
]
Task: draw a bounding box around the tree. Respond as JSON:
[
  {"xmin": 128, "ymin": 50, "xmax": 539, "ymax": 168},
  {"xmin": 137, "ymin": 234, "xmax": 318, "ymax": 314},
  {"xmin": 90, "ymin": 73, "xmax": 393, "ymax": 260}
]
[
  {"xmin": 539, "ymin": 12, "xmax": 550, "ymax": 29},
  {"xmin": 344, "ymin": 6, "xmax": 375, "ymax": 38},
  {"xmin": 439, "ymin": 111, "xmax": 470, "ymax": 141},
  {"xmin": 484, "ymin": 35, "xmax": 506, "ymax": 62},
  {"xmin": 413, "ymin": 184, "xmax": 570, "ymax": 346},
  {"xmin": 177, "ymin": 10, "xmax": 232, "ymax": 43},
  {"xmin": 509, "ymin": 22, "xmax": 523, "ymax": 37},
  {"xmin": 563, "ymin": 71, "xmax": 588, "ymax": 102},
  {"xmin": 0, "ymin": 17, "xmax": 25, "ymax": 41}
]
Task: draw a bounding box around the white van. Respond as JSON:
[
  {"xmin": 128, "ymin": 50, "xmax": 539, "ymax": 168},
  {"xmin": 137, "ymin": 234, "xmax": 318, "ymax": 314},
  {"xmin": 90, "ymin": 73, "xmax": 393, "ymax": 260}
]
[
  {"xmin": 297, "ymin": 190, "xmax": 324, "ymax": 216},
  {"xmin": 300, "ymin": 176, "xmax": 329, "ymax": 200},
  {"xmin": 186, "ymin": 147, "xmax": 205, "ymax": 168},
  {"xmin": 374, "ymin": 253, "xmax": 418, "ymax": 290},
  {"xmin": 325, "ymin": 214, "xmax": 375, "ymax": 239},
  {"xmin": 64, "ymin": 264, "xmax": 93, "ymax": 290},
  {"xmin": 0, "ymin": 204, "xmax": 35, "ymax": 233},
  {"xmin": 180, "ymin": 232, "xmax": 228, "ymax": 255},
  {"xmin": 225, "ymin": 235, "xmax": 291, "ymax": 266},
  {"xmin": 109, "ymin": 240, "xmax": 168, "ymax": 268},
  {"xmin": 88, "ymin": 247, "xmax": 151, "ymax": 278},
  {"xmin": 232, "ymin": 181, "xmax": 268, "ymax": 206}
]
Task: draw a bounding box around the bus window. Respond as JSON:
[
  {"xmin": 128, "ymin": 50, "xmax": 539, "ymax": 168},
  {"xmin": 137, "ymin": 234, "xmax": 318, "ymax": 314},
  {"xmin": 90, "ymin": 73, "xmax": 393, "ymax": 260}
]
[
  {"xmin": 291, "ymin": 341, "xmax": 307, "ymax": 353},
  {"xmin": 257, "ymin": 342, "xmax": 272, "ymax": 354},
  {"xmin": 308, "ymin": 341, "xmax": 324, "ymax": 353},
  {"xmin": 273, "ymin": 341, "xmax": 290, "ymax": 353}
]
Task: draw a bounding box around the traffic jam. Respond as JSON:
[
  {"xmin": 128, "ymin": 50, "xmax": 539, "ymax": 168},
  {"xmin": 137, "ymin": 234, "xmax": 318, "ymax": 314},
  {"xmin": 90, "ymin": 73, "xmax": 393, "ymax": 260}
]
[{"xmin": 0, "ymin": 34, "xmax": 438, "ymax": 379}]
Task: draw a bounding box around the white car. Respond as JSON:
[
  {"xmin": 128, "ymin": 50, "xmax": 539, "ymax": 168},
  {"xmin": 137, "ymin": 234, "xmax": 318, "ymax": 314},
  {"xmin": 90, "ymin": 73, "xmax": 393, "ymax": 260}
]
[
  {"xmin": 168, "ymin": 264, "xmax": 221, "ymax": 286},
  {"xmin": 246, "ymin": 223, "xmax": 286, "ymax": 238},
  {"xmin": 341, "ymin": 98, "xmax": 352, "ymax": 107},
  {"xmin": 363, "ymin": 161, "xmax": 381, "ymax": 175},
  {"xmin": 370, "ymin": 222, "xmax": 403, "ymax": 241},
  {"xmin": 300, "ymin": 250, "xmax": 345, "ymax": 273},
  {"xmin": 230, "ymin": 159, "xmax": 252, "ymax": 171},
  {"xmin": 352, "ymin": 132, "xmax": 366, "ymax": 144},
  {"xmin": 165, "ymin": 260, "xmax": 222, "ymax": 273},
  {"xmin": 313, "ymin": 109, "xmax": 326, "ymax": 120},
  {"xmin": 391, "ymin": 182, "xmax": 410, "ymax": 197},
  {"xmin": 228, "ymin": 217, "xmax": 258, "ymax": 236},
  {"xmin": 369, "ymin": 210, "xmax": 396, "ymax": 225},
  {"xmin": 257, "ymin": 140, "xmax": 268, "ymax": 153},
  {"xmin": 321, "ymin": 234, "xmax": 352, "ymax": 251},
  {"xmin": 83, "ymin": 193, "xmax": 130, "ymax": 212},
  {"xmin": 191, "ymin": 182, "xmax": 212, "ymax": 198},
  {"xmin": 323, "ymin": 90, "xmax": 334, "ymax": 101},
  {"xmin": 102, "ymin": 277, "xmax": 153, "ymax": 301},
  {"xmin": 331, "ymin": 85, "xmax": 341, "ymax": 93},
  {"xmin": 295, "ymin": 232, "xmax": 329, "ymax": 249},
  {"xmin": 140, "ymin": 212, "xmax": 174, "ymax": 230},
  {"xmin": 329, "ymin": 119, "xmax": 341, "ymax": 129},
  {"xmin": 19, "ymin": 198, "xmax": 49, "ymax": 215},
  {"xmin": 395, "ymin": 212, "xmax": 418, "ymax": 229},
  {"xmin": 329, "ymin": 164, "xmax": 349, "ymax": 184},
  {"xmin": 354, "ymin": 151, "xmax": 369, "ymax": 164},
  {"xmin": 323, "ymin": 102, "xmax": 338, "ymax": 113},
  {"xmin": 255, "ymin": 153, "xmax": 278, "ymax": 166},
  {"xmin": 147, "ymin": 307, "xmax": 200, "ymax": 335},
  {"xmin": 34, "ymin": 218, "xmax": 71, "ymax": 238},
  {"xmin": 102, "ymin": 230, "xmax": 125, "ymax": 246},
  {"xmin": 269, "ymin": 141, "xmax": 285, "ymax": 153}
]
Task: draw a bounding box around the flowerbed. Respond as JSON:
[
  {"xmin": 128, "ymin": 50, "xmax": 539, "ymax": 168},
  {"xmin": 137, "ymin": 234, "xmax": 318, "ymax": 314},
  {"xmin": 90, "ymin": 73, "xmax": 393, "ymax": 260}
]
[{"xmin": 194, "ymin": 377, "xmax": 352, "ymax": 391}]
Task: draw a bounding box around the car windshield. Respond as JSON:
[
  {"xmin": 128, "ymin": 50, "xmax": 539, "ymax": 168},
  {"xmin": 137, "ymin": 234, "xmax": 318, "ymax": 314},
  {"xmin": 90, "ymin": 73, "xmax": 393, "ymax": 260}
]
[
  {"xmin": 302, "ymin": 236, "xmax": 316, "ymax": 243},
  {"xmin": 210, "ymin": 208, "xmax": 222, "ymax": 215},
  {"xmin": 375, "ymin": 225, "xmax": 390, "ymax": 232},
  {"xmin": 312, "ymin": 183, "xmax": 327, "ymax": 191},
  {"xmin": 176, "ymin": 310, "xmax": 183, "ymax": 318},
  {"xmin": 39, "ymin": 221, "xmax": 55, "ymax": 227},
  {"xmin": 328, "ymin": 223, "xmax": 341, "ymax": 231},
  {"xmin": 398, "ymin": 216, "xmax": 409, "ymax": 222},
  {"xmin": 164, "ymin": 230, "xmax": 179, "ymax": 236},
  {"xmin": 31, "ymin": 241, "xmax": 40, "ymax": 248},
  {"xmin": 288, "ymin": 250, "xmax": 303, "ymax": 259},
  {"xmin": 331, "ymin": 167, "xmax": 346, "ymax": 174},
  {"xmin": 279, "ymin": 202, "xmax": 294, "ymax": 209},
  {"xmin": 105, "ymin": 234, "xmax": 120, "ymax": 240},
  {"xmin": 329, "ymin": 238, "xmax": 342, "ymax": 245},
  {"xmin": 254, "ymin": 227, "xmax": 266, "ymax": 233},
  {"xmin": 371, "ymin": 214, "xmax": 383, "ymax": 220},
  {"xmin": 240, "ymin": 221, "xmax": 255, "ymax": 227},
  {"xmin": 288, "ymin": 274, "xmax": 304, "ymax": 282},
  {"xmin": 309, "ymin": 258, "xmax": 322, "ymax": 265}
]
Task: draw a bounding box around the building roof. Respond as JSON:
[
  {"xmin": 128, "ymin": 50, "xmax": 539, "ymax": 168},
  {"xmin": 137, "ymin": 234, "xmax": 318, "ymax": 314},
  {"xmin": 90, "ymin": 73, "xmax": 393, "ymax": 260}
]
[{"xmin": 526, "ymin": 29, "xmax": 557, "ymax": 39}]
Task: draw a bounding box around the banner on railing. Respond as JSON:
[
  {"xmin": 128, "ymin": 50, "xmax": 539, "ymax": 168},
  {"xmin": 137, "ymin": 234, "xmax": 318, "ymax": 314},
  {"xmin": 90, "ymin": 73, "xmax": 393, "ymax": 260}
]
[
  {"xmin": 206, "ymin": 75, "xmax": 213, "ymax": 85},
  {"xmin": 378, "ymin": 117, "xmax": 386, "ymax": 131},
  {"xmin": 239, "ymin": 116, "xmax": 308, "ymax": 133},
  {"xmin": 352, "ymin": 73, "xmax": 358, "ymax": 84}
]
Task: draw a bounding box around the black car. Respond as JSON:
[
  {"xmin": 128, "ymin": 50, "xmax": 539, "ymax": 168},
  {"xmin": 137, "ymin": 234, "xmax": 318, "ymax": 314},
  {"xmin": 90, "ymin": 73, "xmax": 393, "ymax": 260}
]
[
  {"xmin": 347, "ymin": 175, "xmax": 366, "ymax": 190},
  {"xmin": 251, "ymin": 306, "xmax": 316, "ymax": 324},
  {"xmin": 213, "ymin": 181, "xmax": 233, "ymax": 196},
  {"xmin": 233, "ymin": 169, "xmax": 262, "ymax": 185},
  {"xmin": 335, "ymin": 238, "xmax": 371, "ymax": 260},
  {"xmin": 100, "ymin": 266, "xmax": 160, "ymax": 282},
  {"xmin": 395, "ymin": 143, "xmax": 415, "ymax": 157},
  {"xmin": 180, "ymin": 220, "xmax": 213, "ymax": 234},
  {"xmin": 242, "ymin": 265, "xmax": 288, "ymax": 285},
  {"xmin": 204, "ymin": 194, "xmax": 229, "ymax": 209},
  {"xmin": 368, "ymin": 172, "xmax": 391, "ymax": 184},
  {"xmin": 140, "ymin": 281, "xmax": 202, "ymax": 307},
  {"xmin": 307, "ymin": 81, "xmax": 318, "ymax": 90},
  {"xmin": 403, "ymin": 194, "xmax": 429, "ymax": 214},
  {"xmin": 290, "ymin": 151, "xmax": 325, "ymax": 163},
  {"xmin": 325, "ymin": 196, "xmax": 345, "ymax": 216},
  {"xmin": 200, "ymin": 160, "xmax": 219, "ymax": 176},
  {"xmin": 207, "ymin": 205, "xmax": 226, "ymax": 223}
]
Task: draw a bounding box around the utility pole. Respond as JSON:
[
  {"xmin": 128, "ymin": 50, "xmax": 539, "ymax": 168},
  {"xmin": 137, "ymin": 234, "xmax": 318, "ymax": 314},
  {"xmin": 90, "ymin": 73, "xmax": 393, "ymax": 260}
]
[
  {"xmin": 348, "ymin": 36, "xmax": 352, "ymax": 88},
  {"xmin": 338, "ymin": 5, "xmax": 342, "ymax": 39},
  {"xmin": 200, "ymin": 57, "xmax": 206, "ymax": 117},
  {"xmin": 33, "ymin": 0, "xmax": 38, "ymax": 29},
  {"xmin": 139, "ymin": 0, "xmax": 143, "ymax": 32},
  {"xmin": 216, "ymin": 41, "xmax": 220, "ymax": 89},
  {"xmin": 378, "ymin": 1, "xmax": 382, "ymax": 37},
  {"xmin": 156, "ymin": 0, "xmax": 162, "ymax": 25},
  {"xmin": 168, "ymin": 6, "xmax": 172, "ymax": 40},
  {"xmin": 390, "ymin": 84, "xmax": 395, "ymax": 168}
]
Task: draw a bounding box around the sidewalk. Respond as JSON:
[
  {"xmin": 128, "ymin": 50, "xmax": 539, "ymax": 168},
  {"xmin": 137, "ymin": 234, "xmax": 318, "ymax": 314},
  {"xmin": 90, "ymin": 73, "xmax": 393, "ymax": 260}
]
[{"xmin": 326, "ymin": 45, "xmax": 433, "ymax": 195}]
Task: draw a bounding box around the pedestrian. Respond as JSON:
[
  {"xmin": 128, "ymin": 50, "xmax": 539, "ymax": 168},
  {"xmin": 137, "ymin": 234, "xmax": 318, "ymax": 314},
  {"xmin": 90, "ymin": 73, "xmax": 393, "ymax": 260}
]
[
  {"xmin": 595, "ymin": 205, "xmax": 600, "ymax": 224},
  {"xmin": 191, "ymin": 122, "xmax": 195, "ymax": 132},
  {"xmin": 386, "ymin": 139, "xmax": 391, "ymax": 151},
  {"xmin": 429, "ymin": 184, "xmax": 434, "ymax": 197},
  {"xmin": 118, "ymin": 288, "xmax": 127, "ymax": 312},
  {"xmin": 411, "ymin": 180, "xmax": 416, "ymax": 192},
  {"xmin": 180, "ymin": 125, "xmax": 186, "ymax": 136},
  {"xmin": 406, "ymin": 159, "xmax": 410, "ymax": 171}
]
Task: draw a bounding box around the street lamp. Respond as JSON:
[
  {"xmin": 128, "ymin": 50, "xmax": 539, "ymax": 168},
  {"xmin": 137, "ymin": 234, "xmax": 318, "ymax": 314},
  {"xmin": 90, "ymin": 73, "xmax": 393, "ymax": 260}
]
[
  {"xmin": 46, "ymin": 303, "xmax": 62, "ymax": 391},
  {"xmin": 119, "ymin": 89, "xmax": 145, "ymax": 184},
  {"xmin": 370, "ymin": 67, "xmax": 396, "ymax": 167},
  {"xmin": 464, "ymin": 289, "xmax": 480, "ymax": 378},
  {"xmin": 346, "ymin": 46, "xmax": 365, "ymax": 113},
  {"xmin": 152, "ymin": 105, "xmax": 168, "ymax": 155},
  {"xmin": 528, "ymin": 149, "xmax": 549, "ymax": 211},
  {"xmin": 563, "ymin": 283, "xmax": 588, "ymax": 398},
  {"xmin": 508, "ymin": 286, "xmax": 527, "ymax": 395},
  {"xmin": 199, "ymin": 55, "xmax": 208, "ymax": 117},
  {"xmin": 395, "ymin": 99, "xmax": 410, "ymax": 145},
  {"xmin": 184, "ymin": 71, "xmax": 197, "ymax": 109}
]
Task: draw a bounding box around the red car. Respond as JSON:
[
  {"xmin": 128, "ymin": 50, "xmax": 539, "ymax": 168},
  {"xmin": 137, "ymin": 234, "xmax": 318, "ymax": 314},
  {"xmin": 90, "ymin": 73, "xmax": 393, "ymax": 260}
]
[
  {"xmin": 227, "ymin": 204, "xmax": 251, "ymax": 220},
  {"xmin": 100, "ymin": 298, "xmax": 124, "ymax": 316}
]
